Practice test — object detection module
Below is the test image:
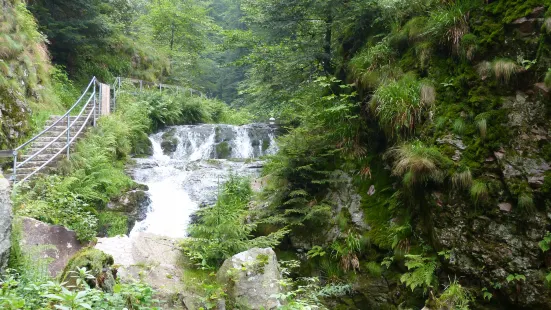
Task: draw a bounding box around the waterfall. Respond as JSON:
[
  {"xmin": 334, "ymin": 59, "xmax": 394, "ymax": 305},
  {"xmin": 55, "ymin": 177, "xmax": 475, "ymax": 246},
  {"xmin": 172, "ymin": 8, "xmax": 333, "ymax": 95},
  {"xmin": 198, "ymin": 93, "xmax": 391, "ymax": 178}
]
[{"xmin": 130, "ymin": 124, "xmax": 277, "ymax": 238}]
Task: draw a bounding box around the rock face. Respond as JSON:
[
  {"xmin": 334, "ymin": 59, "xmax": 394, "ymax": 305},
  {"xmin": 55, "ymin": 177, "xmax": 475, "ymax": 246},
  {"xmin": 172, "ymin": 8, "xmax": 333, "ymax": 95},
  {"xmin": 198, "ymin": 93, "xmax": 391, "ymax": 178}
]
[
  {"xmin": 20, "ymin": 217, "xmax": 84, "ymax": 277},
  {"xmin": 95, "ymin": 233, "xmax": 185, "ymax": 309},
  {"xmin": 432, "ymin": 197, "xmax": 551, "ymax": 308},
  {"xmin": 0, "ymin": 176, "xmax": 12, "ymax": 271},
  {"xmin": 216, "ymin": 248, "xmax": 281, "ymax": 310},
  {"xmin": 107, "ymin": 190, "xmax": 151, "ymax": 232}
]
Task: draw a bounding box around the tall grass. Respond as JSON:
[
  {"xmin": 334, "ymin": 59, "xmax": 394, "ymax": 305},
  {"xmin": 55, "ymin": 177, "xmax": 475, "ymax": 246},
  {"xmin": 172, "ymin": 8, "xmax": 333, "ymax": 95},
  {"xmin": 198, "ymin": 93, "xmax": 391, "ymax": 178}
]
[
  {"xmin": 452, "ymin": 167, "xmax": 472, "ymax": 190},
  {"xmin": 492, "ymin": 59, "xmax": 522, "ymax": 84},
  {"xmin": 470, "ymin": 180, "xmax": 488, "ymax": 205},
  {"xmin": 385, "ymin": 141, "xmax": 450, "ymax": 187},
  {"xmin": 371, "ymin": 73, "xmax": 435, "ymax": 138}
]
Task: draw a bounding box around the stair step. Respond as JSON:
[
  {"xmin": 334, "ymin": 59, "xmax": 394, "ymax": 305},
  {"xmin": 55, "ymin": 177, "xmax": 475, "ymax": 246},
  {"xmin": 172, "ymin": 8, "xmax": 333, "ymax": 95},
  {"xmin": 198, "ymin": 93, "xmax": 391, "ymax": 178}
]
[
  {"xmin": 20, "ymin": 153, "xmax": 64, "ymax": 162},
  {"xmin": 27, "ymin": 141, "xmax": 67, "ymax": 149}
]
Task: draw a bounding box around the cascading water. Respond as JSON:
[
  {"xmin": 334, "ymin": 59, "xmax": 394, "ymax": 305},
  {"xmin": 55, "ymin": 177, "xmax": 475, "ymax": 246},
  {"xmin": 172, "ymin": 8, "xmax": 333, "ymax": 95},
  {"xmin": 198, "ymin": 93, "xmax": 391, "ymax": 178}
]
[{"xmin": 129, "ymin": 124, "xmax": 278, "ymax": 238}]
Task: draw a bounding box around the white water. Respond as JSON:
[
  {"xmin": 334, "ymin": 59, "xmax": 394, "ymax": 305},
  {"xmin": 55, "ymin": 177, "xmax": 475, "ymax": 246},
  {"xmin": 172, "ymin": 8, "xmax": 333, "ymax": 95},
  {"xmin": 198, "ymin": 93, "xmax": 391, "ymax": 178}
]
[{"xmin": 129, "ymin": 124, "xmax": 277, "ymax": 238}]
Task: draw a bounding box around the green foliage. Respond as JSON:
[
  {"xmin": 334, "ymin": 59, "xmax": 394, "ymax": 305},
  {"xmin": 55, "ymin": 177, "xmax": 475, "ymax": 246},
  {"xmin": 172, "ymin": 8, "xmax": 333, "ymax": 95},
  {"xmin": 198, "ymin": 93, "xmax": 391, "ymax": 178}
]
[
  {"xmin": 517, "ymin": 192, "xmax": 535, "ymax": 212},
  {"xmin": 98, "ymin": 211, "xmax": 128, "ymax": 237},
  {"xmin": 0, "ymin": 269, "xmax": 159, "ymax": 310},
  {"xmin": 506, "ymin": 273, "xmax": 526, "ymax": 283},
  {"xmin": 183, "ymin": 175, "xmax": 288, "ymax": 268},
  {"xmin": 539, "ymin": 232, "xmax": 551, "ymax": 252},
  {"xmin": 470, "ymin": 180, "xmax": 488, "ymax": 205},
  {"xmin": 330, "ymin": 231, "xmax": 362, "ymax": 272},
  {"xmin": 371, "ymin": 73, "xmax": 435, "ymax": 138},
  {"xmin": 452, "ymin": 167, "xmax": 473, "ymax": 190},
  {"xmin": 545, "ymin": 68, "xmax": 551, "ymax": 88},
  {"xmin": 400, "ymin": 254, "xmax": 438, "ymax": 293},
  {"xmin": 433, "ymin": 280, "xmax": 473, "ymax": 310}
]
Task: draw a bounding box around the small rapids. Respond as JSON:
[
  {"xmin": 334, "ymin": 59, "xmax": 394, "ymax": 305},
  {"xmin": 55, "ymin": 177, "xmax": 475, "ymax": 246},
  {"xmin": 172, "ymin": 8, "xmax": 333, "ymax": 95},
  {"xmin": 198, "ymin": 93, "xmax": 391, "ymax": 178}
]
[{"xmin": 129, "ymin": 124, "xmax": 277, "ymax": 238}]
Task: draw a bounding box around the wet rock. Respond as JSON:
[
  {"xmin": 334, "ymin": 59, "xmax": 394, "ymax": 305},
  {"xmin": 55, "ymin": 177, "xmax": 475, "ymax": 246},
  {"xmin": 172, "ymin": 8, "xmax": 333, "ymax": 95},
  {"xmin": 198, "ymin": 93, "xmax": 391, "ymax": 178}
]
[
  {"xmin": 95, "ymin": 233, "xmax": 185, "ymax": 309},
  {"xmin": 436, "ymin": 134, "xmax": 466, "ymax": 150},
  {"xmin": 327, "ymin": 171, "xmax": 369, "ymax": 231},
  {"xmin": 161, "ymin": 128, "xmax": 178, "ymax": 154},
  {"xmin": 61, "ymin": 248, "xmax": 116, "ymax": 293},
  {"xmin": 217, "ymin": 248, "xmax": 281, "ymax": 310},
  {"xmin": 0, "ymin": 177, "xmax": 12, "ymax": 271},
  {"xmin": 215, "ymin": 141, "xmax": 232, "ymax": 159},
  {"xmin": 20, "ymin": 217, "xmax": 84, "ymax": 277},
  {"xmin": 107, "ymin": 190, "xmax": 151, "ymax": 232},
  {"xmin": 498, "ymin": 202, "xmax": 513, "ymax": 212}
]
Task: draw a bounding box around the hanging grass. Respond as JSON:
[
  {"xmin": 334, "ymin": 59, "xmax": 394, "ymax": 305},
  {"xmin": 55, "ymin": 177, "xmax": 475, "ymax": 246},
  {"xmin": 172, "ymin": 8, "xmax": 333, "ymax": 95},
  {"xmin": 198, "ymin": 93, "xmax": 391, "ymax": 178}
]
[
  {"xmin": 518, "ymin": 192, "xmax": 535, "ymax": 213},
  {"xmin": 385, "ymin": 141, "xmax": 450, "ymax": 188},
  {"xmin": 452, "ymin": 167, "xmax": 472, "ymax": 190},
  {"xmin": 371, "ymin": 73, "xmax": 435, "ymax": 138},
  {"xmin": 476, "ymin": 118, "xmax": 487, "ymax": 139},
  {"xmin": 545, "ymin": 69, "xmax": 551, "ymax": 88},
  {"xmin": 470, "ymin": 180, "xmax": 488, "ymax": 205},
  {"xmin": 452, "ymin": 118, "xmax": 466, "ymax": 135},
  {"xmin": 492, "ymin": 59, "xmax": 522, "ymax": 84}
]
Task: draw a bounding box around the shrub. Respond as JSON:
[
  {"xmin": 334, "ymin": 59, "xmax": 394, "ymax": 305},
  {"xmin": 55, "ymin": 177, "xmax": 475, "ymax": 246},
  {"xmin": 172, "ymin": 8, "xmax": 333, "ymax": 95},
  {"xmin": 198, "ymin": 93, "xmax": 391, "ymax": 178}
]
[
  {"xmin": 400, "ymin": 254, "xmax": 437, "ymax": 293},
  {"xmin": 452, "ymin": 118, "xmax": 466, "ymax": 135},
  {"xmin": 371, "ymin": 73, "xmax": 435, "ymax": 138},
  {"xmin": 433, "ymin": 279, "xmax": 473, "ymax": 309}
]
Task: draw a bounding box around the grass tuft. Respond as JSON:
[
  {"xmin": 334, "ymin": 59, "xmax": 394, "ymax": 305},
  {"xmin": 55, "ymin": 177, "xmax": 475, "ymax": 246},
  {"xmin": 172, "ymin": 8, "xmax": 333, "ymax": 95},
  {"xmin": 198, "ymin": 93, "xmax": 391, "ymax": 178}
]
[
  {"xmin": 452, "ymin": 167, "xmax": 472, "ymax": 190},
  {"xmin": 470, "ymin": 180, "xmax": 488, "ymax": 205},
  {"xmin": 492, "ymin": 59, "xmax": 522, "ymax": 84},
  {"xmin": 452, "ymin": 118, "xmax": 466, "ymax": 135},
  {"xmin": 385, "ymin": 141, "xmax": 450, "ymax": 188},
  {"xmin": 371, "ymin": 73, "xmax": 435, "ymax": 138},
  {"xmin": 476, "ymin": 118, "xmax": 487, "ymax": 139},
  {"xmin": 518, "ymin": 192, "xmax": 535, "ymax": 213}
]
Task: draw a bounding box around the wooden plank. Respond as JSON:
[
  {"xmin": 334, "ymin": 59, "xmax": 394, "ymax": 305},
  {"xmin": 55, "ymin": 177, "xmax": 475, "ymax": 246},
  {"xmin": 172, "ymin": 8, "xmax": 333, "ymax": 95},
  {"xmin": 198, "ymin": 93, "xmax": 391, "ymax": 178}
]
[
  {"xmin": 0, "ymin": 150, "xmax": 13, "ymax": 158},
  {"xmin": 100, "ymin": 83, "xmax": 111, "ymax": 115}
]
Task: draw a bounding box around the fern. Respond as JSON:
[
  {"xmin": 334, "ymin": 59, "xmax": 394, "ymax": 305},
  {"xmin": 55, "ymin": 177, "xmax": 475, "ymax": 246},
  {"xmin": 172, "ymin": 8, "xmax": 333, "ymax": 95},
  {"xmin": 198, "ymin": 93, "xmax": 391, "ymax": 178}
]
[{"xmin": 400, "ymin": 254, "xmax": 437, "ymax": 292}]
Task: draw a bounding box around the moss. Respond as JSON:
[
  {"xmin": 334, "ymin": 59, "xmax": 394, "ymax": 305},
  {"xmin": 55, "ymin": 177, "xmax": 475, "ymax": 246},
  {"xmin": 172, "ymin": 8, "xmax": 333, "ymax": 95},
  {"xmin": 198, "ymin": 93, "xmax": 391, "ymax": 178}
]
[
  {"xmin": 60, "ymin": 248, "xmax": 114, "ymax": 284},
  {"xmin": 215, "ymin": 141, "xmax": 232, "ymax": 159}
]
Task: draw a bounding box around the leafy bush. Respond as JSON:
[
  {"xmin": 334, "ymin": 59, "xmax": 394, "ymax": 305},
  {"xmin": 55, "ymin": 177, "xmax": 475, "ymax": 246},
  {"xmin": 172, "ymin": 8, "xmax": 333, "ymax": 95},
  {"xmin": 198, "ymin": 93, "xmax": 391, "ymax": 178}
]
[
  {"xmin": 432, "ymin": 280, "xmax": 473, "ymax": 309},
  {"xmin": 0, "ymin": 269, "xmax": 159, "ymax": 310},
  {"xmin": 183, "ymin": 175, "xmax": 288, "ymax": 268}
]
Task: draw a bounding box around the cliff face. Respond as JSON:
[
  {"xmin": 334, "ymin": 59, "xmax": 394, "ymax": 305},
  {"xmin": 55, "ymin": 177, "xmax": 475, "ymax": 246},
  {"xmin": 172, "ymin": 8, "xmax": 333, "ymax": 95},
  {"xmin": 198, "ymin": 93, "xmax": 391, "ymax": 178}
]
[
  {"xmin": 0, "ymin": 0, "xmax": 54, "ymax": 149},
  {"xmin": 276, "ymin": 1, "xmax": 551, "ymax": 309}
]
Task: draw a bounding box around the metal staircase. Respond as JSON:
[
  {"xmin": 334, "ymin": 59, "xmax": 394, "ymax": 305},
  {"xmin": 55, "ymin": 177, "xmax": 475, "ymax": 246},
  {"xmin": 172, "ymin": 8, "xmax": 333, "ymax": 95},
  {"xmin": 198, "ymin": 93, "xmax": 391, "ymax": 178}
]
[{"xmin": 10, "ymin": 77, "xmax": 101, "ymax": 184}]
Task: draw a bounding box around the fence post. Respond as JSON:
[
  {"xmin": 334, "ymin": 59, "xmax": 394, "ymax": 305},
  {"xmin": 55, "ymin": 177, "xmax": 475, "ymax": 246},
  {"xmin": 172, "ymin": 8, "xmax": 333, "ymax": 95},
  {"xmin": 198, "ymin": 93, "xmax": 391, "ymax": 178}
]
[
  {"xmin": 93, "ymin": 81, "xmax": 97, "ymax": 127},
  {"xmin": 12, "ymin": 150, "xmax": 17, "ymax": 183},
  {"xmin": 140, "ymin": 80, "xmax": 143, "ymax": 92},
  {"xmin": 66, "ymin": 112, "xmax": 71, "ymax": 158}
]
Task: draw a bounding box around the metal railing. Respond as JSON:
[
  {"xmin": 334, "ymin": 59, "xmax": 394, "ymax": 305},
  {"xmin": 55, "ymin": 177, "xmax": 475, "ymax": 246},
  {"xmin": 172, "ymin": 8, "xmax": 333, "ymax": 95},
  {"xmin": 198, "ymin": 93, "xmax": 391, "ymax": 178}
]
[
  {"xmin": 11, "ymin": 77, "xmax": 101, "ymax": 184},
  {"xmin": 111, "ymin": 77, "xmax": 207, "ymax": 111}
]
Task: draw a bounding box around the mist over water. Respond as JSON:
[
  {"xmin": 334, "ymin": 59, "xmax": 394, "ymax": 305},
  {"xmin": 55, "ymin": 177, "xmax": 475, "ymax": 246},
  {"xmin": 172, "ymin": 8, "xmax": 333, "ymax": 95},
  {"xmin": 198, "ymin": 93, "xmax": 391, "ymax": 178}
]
[{"xmin": 129, "ymin": 124, "xmax": 277, "ymax": 238}]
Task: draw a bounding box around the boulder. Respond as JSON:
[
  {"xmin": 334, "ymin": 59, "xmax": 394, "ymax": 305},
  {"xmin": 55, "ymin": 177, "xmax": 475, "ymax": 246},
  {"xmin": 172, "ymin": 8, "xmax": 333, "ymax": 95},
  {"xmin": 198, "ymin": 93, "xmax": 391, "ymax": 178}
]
[
  {"xmin": 61, "ymin": 248, "xmax": 116, "ymax": 292},
  {"xmin": 0, "ymin": 176, "xmax": 12, "ymax": 271},
  {"xmin": 216, "ymin": 248, "xmax": 281, "ymax": 310},
  {"xmin": 161, "ymin": 128, "xmax": 179, "ymax": 154},
  {"xmin": 107, "ymin": 190, "xmax": 151, "ymax": 232},
  {"xmin": 20, "ymin": 217, "xmax": 83, "ymax": 277},
  {"xmin": 95, "ymin": 233, "xmax": 185, "ymax": 309}
]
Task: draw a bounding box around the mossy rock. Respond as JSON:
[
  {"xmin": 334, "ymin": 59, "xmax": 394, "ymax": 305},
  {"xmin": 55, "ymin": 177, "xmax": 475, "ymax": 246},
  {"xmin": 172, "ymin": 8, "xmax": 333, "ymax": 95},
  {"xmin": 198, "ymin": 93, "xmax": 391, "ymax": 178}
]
[
  {"xmin": 215, "ymin": 141, "xmax": 232, "ymax": 159},
  {"xmin": 60, "ymin": 248, "xmax": 116, "ymax": 292}
]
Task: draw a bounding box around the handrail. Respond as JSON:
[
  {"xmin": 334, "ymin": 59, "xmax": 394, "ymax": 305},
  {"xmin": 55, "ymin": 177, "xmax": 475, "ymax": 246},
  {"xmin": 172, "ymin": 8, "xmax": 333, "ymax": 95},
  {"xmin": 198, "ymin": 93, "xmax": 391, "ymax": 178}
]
[
  {"xmin": 19, "ymin": 106, "xmax": 96, "ymax": 184},
  {"xmin": 114, "ymin": 77, "xmax": 207, "ymax": 99},
  {"xmin": 11, "ymin": 76, "xmax": 100, "ymax": 184}
]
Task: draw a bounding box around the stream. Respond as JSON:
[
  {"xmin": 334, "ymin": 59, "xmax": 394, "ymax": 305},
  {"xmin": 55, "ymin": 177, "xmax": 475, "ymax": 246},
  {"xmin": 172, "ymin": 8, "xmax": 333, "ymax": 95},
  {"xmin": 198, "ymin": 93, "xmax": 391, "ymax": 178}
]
[{"xmin": 128, "ymin": 123, "xmax": 278, "ymax": 238}]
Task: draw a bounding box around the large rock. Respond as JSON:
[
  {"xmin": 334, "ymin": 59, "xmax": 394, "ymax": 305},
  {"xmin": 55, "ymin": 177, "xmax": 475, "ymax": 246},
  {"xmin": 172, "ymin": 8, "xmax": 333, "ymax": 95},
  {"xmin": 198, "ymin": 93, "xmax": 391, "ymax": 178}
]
[
  {"xmin": 161, "ymin": 128, "xmax": 179, "ymax": 154},
  {"xmin": 95, "ymin": 233, "xmax": 185, "ymax": 309},
  {"xmin": 61, "ymin": 248, "xmax": 116, "ymax": 292},
  {"xmin": 0, "ymin": 176, "xmax": 12, "ymax": 271},
  {"xmin": 216, "ymin": 248, "xmax": 281, "ymax": 310},
  {"xmin": 20, "ymin": 217, "xmax": 84, "ymax": 277}
]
